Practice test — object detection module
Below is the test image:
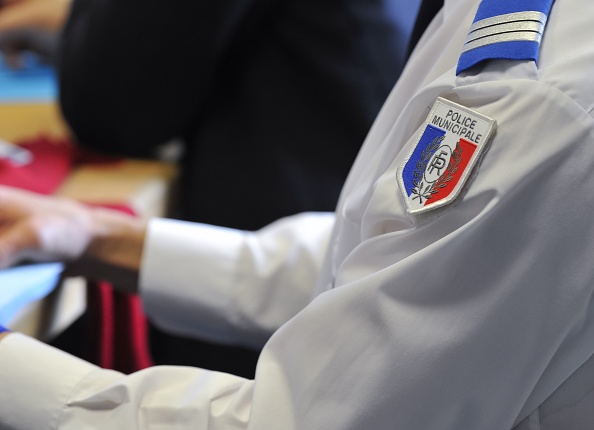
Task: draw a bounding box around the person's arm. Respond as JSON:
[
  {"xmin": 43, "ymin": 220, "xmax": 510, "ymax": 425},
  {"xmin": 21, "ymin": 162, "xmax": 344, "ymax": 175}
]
[
  {"xmin": 0, "ymin": 194, "xmax": 335, "ymax": 430},
  {"xmin": 140, "ymin": 213, "xmax": 334, "ymax": 348},
  {"xmin": 0, "ymin": 332, "xmax": 253, "ymax": 429},
  {"xmin": 0, "ymin": 185, "xmax": 335, "ymax": 344}
]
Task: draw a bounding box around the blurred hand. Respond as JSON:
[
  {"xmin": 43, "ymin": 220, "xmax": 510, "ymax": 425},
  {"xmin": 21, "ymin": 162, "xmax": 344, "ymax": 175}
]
[
  {"xmin": 0, "ymin": 0, "xmax": 71, "ymax": 32},
  {"xmin": 0, "ymin": 185, "xmax": 146, "ymax": 292},
  {"xmin": 0, "ymin": 27, "xmax": 58, "ymax": 66},
  {"xmin": 0, "ymin": 0, "xmax": 71, "ymax": 66},
  {"xmin": 0, "ymin": 185, "xmax": 94, "ymax": 269}
]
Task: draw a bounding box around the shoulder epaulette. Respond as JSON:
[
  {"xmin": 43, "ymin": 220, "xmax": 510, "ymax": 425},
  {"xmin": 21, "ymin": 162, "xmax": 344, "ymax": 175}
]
[{"xmin": 457, "ymin": 0, "xmax": 555, "ymax": 75}]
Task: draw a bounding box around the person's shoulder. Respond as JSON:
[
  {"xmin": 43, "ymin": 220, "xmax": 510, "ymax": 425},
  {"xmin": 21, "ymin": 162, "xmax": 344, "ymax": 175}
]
[{"xmin": 537, "ymin": 0, "xmax": 594, "ymax": 115}]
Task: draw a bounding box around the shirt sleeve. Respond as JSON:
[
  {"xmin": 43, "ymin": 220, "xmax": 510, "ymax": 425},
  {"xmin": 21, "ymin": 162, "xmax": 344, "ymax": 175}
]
[
  {"xmin": 0, "ymin": 334, "xmax": 99, "ymax": 429},
  {"xmin": 140, "ymin": 212, "xmax": 335, "ymax": 348},
  {"xmin": 0, "ymin": 334, "xmax": 254, "ymax": 430}
]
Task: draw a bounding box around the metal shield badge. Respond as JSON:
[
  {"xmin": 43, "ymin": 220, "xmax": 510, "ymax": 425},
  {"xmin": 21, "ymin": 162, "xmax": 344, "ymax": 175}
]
[{"xmin": 397, "ymin": 97, "xmax": 496, "ymax": 215}]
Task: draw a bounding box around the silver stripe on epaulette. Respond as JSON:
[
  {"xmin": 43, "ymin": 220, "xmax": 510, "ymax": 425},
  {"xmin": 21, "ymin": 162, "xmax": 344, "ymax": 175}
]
[
  {"xmin": 468, "ymin": 11, "xmax": 547, "ymax": 34},
  {"xmin": 462, "ymin": 11, "xmax": 547, "ymax": 53},
  {"xmin": 466, "ymin": 21, "xmax": 544, "ymax": 44},
  {"xmin": 463, "ymin": 31, "xmax": 543, "ymax": 53}
]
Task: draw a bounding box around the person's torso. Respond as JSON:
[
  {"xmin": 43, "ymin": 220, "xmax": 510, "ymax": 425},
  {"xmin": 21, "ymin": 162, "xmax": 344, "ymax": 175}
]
[{"xmin": 316, "ymin": 0, "xmax": 594, "ymax": 427}]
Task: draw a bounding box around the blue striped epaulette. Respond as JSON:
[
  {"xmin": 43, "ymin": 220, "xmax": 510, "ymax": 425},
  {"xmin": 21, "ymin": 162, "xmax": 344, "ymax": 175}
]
[{"xmin": 457, "ymin": 0, "xmax": 555, "ymax": 75}]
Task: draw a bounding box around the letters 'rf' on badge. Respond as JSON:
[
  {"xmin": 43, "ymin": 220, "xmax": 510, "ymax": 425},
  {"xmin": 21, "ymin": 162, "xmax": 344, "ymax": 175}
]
[{"xmin": 397, "ymin": 97, "xmax": 496, "ymax": 215}]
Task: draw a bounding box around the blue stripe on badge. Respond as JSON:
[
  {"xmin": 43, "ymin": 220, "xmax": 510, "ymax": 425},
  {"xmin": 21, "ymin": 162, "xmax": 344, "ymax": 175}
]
[
  {"xmin": 457, "ymin": 0, "xmax": 555, "ymax": 75},
  {"xmin": 402, "ymin": 125, "xmax": 446, "ymax": 196}
]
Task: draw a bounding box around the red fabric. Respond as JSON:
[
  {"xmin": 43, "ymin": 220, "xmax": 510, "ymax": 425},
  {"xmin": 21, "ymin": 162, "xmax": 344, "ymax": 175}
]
[
  {"xmin": 0, "ymin": 135, "xmax": 153, "ymax": 373},
  {"xmin": 0, "ymin": 136, "xmax": 73, "ymax": 194},
  {"xmin": 85, "ymin": 203, "xmax": 153, "ymax": 373},
  {"xmin": 85, "ymin": 279, "xmax": 153, "ymax": 374},
  {"xmin": 114, "ymin": 292, "xmax": 153, "ymax": 372},
  {"xmin": 85, "ymin": 280, "xmax": 115, "ymax": 370}
]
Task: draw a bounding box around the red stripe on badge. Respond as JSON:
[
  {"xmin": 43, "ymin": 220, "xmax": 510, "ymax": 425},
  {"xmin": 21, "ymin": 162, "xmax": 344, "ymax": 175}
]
[{"xmin": 425, "ymin": 138, "xmax": 477, "ymax": 206}]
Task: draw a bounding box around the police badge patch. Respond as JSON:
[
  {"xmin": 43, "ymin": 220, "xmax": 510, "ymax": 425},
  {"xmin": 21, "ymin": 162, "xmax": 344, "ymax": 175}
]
[{"xmin": 397, "ymin": 97, "xmax": 496, "ymax": 215}]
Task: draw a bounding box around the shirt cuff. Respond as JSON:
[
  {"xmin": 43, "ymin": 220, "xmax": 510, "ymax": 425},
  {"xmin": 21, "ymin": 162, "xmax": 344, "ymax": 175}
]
[
  {"xmin": 139, "ymin": 218, "xmax": 246, "ymax": 343},
  {"xmin": 0, "ymin": 334, "xmax": 99, "ymax": 430}
]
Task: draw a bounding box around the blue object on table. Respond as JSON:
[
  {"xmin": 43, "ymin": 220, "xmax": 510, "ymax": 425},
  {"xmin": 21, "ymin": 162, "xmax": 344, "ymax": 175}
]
[
  {"xmin": 0, "ymin": 262, "xmax": 64, "ymax": 325},
  {"xmin": 0, "ymin": 52, "xmax": 57, "ymax": 102}
]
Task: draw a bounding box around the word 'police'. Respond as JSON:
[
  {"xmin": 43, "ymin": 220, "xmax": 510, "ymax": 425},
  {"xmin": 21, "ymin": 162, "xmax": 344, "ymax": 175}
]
[{"xmin": 431, "ymin": 109, "xmax": 483, "ymax": 144}]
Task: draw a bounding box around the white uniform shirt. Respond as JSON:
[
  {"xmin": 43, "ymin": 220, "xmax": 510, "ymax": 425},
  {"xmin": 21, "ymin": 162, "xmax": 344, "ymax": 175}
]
[{"xmin": 2, "ymin": 0, "xmax": 594, "ymax": 428}]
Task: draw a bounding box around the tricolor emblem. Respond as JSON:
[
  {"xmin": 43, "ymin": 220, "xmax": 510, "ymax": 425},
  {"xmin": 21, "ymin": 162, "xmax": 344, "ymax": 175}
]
[{"xmin": 397, "ymin": 97, "xmax": 496, "ymax": 215}]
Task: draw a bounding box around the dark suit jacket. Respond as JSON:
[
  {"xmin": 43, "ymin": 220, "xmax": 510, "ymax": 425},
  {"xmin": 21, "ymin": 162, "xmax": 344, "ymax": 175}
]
[{"xmin": 59, "ymin": 0, "xmax": 408, "ymax": 229}]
